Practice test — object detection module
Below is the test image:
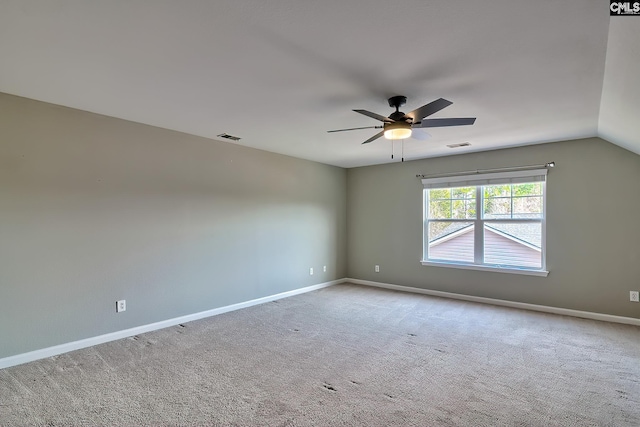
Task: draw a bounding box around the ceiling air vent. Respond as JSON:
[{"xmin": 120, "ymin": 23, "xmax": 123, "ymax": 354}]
[
  {"xmin": 446, "ymin": 142, "xmax": 471, "ymax": 148},
  {"xmin": 217, "ymin": 133, "xmax": 241, "ymax": 142}
]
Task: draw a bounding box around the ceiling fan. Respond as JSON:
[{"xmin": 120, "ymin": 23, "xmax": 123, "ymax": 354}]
[{"xmin": 328, "ymin": 96, "xmax": 476, "ymax": 145}]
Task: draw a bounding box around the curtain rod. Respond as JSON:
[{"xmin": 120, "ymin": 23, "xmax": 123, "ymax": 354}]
[{"xmin": 415, "ymin": 162, "xmax": 555, "ymax": 179}]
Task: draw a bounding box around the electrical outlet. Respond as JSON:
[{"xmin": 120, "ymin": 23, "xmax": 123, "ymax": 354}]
[
  {"xmin": 309, "ymin": 267, "xmax": 313, "ymax": 276},
  {"xmin": 630, "ymin": 291, "xmax": 639, "ymax": 302},
  {"xmin": 116, "ymin": 300, "xmax": 126, "ymax": 313},
  {"xmin": 323, "ymin": 265, "xmax": 327, "ymax": 272},
  {"xmin": 375, "ymin": 265, "xmax": 380, "ymax": 273}
]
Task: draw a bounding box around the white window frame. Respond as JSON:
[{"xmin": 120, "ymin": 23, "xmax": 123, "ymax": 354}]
[{"xmin": 421, "ymin": 169, "xmax": 548, "ymax": 277}]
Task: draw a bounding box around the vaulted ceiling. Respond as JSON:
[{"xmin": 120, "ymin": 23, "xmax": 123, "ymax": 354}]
[{"xmin": 1, "ymin": 1, "xmax": 638, "ymax": 168}]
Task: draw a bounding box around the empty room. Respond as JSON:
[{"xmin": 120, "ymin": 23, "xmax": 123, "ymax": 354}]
[{"xmin": 1, "ymin": 1, "xmax": 639, "ymax": 425}]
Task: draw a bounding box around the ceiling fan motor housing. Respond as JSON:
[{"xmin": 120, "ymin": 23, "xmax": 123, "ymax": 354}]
[
  {"xmin": 388, "ymin": 95, "xmax": 409, "ymax": 122},
  {"xmin": 388, "ymin": 95, "xmax": 407, "ymax": 109},
  {"xmin": 389, "ymin": 111, "xmax": 408, "ymax": 121}
]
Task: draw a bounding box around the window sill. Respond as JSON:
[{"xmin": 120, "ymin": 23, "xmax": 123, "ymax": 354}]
[{"xmin": 420, "ymin": 260, "xmax": 549, "ymax": 277}]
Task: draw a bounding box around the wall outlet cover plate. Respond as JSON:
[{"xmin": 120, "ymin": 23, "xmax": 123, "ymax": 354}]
[{"xmin": 116, "ymin": 300, "xmax": 126, "ymax": 312}]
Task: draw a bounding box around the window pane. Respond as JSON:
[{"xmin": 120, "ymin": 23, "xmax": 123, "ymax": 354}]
[
  {"xmin": 452, "ymin": 199, "xmax": 476, "ymax": 219},
  {"xmin": 429, "ymin": 187, "xmax": 476, "ymax": 220},
  {"xmin": 429, "ymin": 188, "xmax": 451, "ymax": 200},
  {"xmin": 513, "ymin": 182, "xmax": 542, "ymax": 197},
  {"xmin": 484, "ymin": 184, "xmax": 510, "ymax": 198},
  {"xmin": 429, "ymin": 200, "xmax": 452, "ymax": 219},
  {"xmin": 513, "ymin": 196, "xmax": 543, "ymax": 218},
  {"xmin": 483, "ymin": 182, "xmax": 543, "ymax": 219},
  {"xmin": 483, "ymin": 197, "xmax": 511, "ymax": 219},
  {"xmin": 484, "ymin": 222, "xmax": 541, "ymax": 268},
  {"xmin": 451, "ymin": 187, "xmax": 474, "ymax": 199},
  {"xmin": 428, "ymin": 222, "xmax": 474, "ymax": 263}
]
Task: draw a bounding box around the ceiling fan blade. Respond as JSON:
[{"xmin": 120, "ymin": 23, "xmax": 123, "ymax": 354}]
[
  {"xmin": 417, "ymin": 117, "xmax": 476, "ymax": 128},
  {"xmin": 411, "ymin": 129, "xmax": 431, "ymax": 141},
  {"xmin": 406, "ymin": 98, "xmax": 453, "ymax": 121},
  {"xmin": 362, "ymin": 131, "xmax": 384, "ymax": 144},
  {"xmin": 353, "ymin": 109, "xmax": 394, "ymax": 123},
  {"xmin": 327, "ymin": 125, "xmax": 383, "ymax": 133}
]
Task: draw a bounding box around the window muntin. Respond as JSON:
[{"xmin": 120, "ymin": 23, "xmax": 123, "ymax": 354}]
[{"xmin": 423, "ymin": 173, "xmax": 546, "ymax": 273}]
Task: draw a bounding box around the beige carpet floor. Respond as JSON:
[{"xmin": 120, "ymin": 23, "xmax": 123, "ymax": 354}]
[{"xmin": 1, "ymin": 283, "xmax": 639, "ymax": 426}]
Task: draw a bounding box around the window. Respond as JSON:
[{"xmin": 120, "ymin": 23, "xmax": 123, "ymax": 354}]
[{"xmin": 421, "ymin": 169, "xmax": 548, "ymax": 276}]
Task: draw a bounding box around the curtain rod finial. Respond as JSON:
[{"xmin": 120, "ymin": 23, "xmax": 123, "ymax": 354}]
[{"xmin": 546, "ymin": 162, "xmax": 555, "ymax": 168}]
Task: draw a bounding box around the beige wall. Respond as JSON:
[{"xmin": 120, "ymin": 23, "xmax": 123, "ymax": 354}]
[
  {"xmin": 347, "ymin": 138, "xmax": 640, "ymax": 318},
  {"xmin": 0, "ymin": 93, "xmax": 347, "ymax": 359}
]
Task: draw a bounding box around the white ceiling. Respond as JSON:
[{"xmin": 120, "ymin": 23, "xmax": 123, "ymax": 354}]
[{"xmin": 0, "ymin": 1, "xmax": 638, "ymax": 168}]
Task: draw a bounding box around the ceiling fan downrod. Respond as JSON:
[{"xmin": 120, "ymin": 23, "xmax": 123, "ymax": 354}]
[{"xmin": 387, "ymin": 96, "xmax": 408, "ymax": 122}]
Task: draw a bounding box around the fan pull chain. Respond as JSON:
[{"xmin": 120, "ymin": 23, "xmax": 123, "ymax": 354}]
[
  {"xmin": 391, "ymin": 140, "xmax": 394, "ymax": 159},
  {"xmin": 402, "ymin": 140, "xmax": 404, "ymax": 162}
]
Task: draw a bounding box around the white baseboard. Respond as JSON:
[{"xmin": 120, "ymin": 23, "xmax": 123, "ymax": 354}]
[
  {"xmin": 0, "ymin": 279, "xmax": 341, "ymax": 370},
  {"xmin": 5, "ymin": 278, "xmax": 637, "ymax": 370},
  {"xmin": 346, "ymin": 278, "xmax": 640, "ymax": 327}
]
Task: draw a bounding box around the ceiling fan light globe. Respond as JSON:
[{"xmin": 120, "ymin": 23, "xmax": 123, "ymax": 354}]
[{"xmin": 384, "ymin": 127, "xmax": 412, "ymax": 140}]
